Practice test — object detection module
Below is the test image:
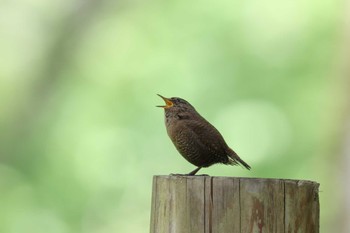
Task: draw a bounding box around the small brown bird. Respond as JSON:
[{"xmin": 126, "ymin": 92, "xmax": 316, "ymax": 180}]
[{"xmin": 157, "ymin": 94, "xmax": 251, "ymax": 175}]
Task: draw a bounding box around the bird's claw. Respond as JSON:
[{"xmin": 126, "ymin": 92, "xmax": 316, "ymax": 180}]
[
  {"xmin": 170, "ymin": 173, "xmax": 188, "ymax": 176},
  {"xmin": 169, "ymin": 173, "xmax": 209, "ymax": 176}
]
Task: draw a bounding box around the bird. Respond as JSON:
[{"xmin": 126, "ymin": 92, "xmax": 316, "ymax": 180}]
[{"xmin": 157, "ymin": 94, "xmax": 251, "ymax": 175}]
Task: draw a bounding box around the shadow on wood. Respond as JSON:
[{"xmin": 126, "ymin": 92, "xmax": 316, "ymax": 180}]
[{"xmin": 150, "ymin": 176, "xmax": 319, "ymax": 233}]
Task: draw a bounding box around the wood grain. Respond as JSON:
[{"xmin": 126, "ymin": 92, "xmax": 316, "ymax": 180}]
[{"xmin": 150, "ymin": 176, "xmax": 319, "ymax": 233}]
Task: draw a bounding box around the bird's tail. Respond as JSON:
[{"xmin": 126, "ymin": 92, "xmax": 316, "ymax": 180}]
[{"xmin": 227, "ymin": 148, "xmax": 251, "ymax": 170}]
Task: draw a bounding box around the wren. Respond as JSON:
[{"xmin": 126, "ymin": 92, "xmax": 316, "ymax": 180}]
[{"xmin": 157, "ymin": 94, "xmax": 251, "ymax": 175}]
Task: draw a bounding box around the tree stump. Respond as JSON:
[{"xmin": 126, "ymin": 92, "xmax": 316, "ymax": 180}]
[{"xmin": 150, "ymin": 176, "xmax": 319, "ymax": 233}]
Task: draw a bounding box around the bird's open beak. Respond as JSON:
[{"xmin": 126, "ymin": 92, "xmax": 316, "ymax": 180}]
[{"xmin": 157, "ymin": 94, "xmax": 173, "ymax": 108}]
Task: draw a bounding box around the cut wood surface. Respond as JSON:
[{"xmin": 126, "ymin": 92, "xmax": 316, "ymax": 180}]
[{"xmin": 150, "ymin": 176, "xmax": 319, "ymax": 233}]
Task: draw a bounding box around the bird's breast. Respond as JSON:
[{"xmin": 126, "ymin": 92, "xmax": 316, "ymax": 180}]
[{"xmin": 165, "ymin": 117, "xmax": 183, "ymax": 141}]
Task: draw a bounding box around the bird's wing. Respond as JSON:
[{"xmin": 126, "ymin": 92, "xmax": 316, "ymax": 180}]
[{"xmin": 185, "ymin": 119, "xmax": 229, "ymax": 159}]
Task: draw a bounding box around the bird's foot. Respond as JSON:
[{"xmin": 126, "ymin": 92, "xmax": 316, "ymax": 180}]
[
  {"xmin": 170, "ymin": 167, "xmax": 205, "ymax": 176},
  {"xmin": 170, "ymin": 173, "xmax": 188, "ymax": 176},
  {"xmin": 169, "ymin": 173, "xmax": 209, "ymax": 176}
]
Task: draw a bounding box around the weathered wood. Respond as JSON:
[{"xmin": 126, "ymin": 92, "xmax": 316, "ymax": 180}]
[{"xmin": 150, "ymin": 176, "xmax": 319, "ymax": 233}]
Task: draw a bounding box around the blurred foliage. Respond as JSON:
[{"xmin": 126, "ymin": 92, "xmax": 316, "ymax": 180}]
[{"xmin": 0, "ymin": 0, "xmax": 348, "ymax": 232}]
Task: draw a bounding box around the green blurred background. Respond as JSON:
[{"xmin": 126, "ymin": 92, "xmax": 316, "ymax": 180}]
[{"xmin": 1, "ymin": 0, "xmax": 349, "ymax": 232}]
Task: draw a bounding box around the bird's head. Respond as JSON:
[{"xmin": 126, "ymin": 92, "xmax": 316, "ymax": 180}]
[{"xmin": 157, "ymin": 94, "xmax": 195, "ymax": 113}]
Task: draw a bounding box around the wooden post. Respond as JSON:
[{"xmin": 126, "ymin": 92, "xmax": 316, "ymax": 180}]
[{"xmin": 150, "ymin": 176, "xmax": 319, "ymax": 233}]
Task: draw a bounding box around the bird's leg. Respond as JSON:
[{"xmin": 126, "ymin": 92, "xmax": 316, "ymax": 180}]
[
  {"xmin": 170, "ymin": 167, "xmax": 208, "ymax": 176},
  {"xmin": 187, "ymin": 167, "xmax": 202, "ymax": 176}
]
